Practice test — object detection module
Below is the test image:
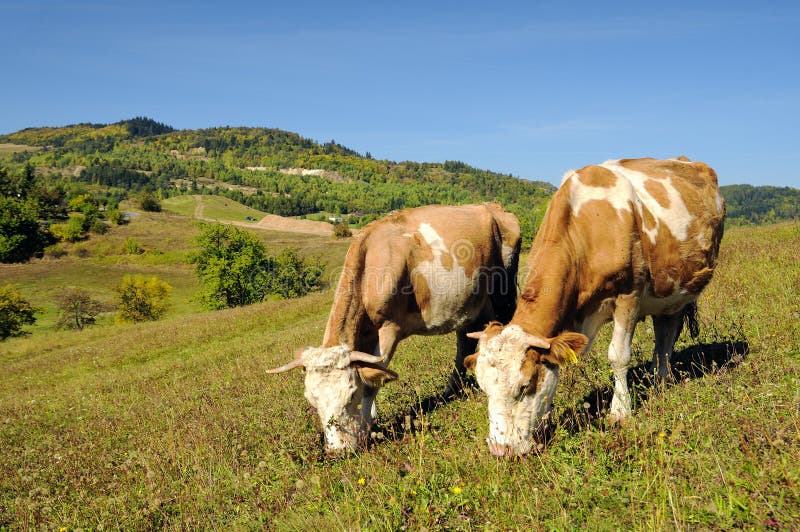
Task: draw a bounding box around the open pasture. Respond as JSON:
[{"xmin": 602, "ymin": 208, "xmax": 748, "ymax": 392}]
[{"xmin": 1, "ymin": 222, "xmax": 798, "ymax": 529}]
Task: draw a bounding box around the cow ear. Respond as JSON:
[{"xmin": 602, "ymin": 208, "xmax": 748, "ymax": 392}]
[
  {"xmin": 463, "ymin": 352, "xmax": 479, "ymax": 371},
  {"xmin": 542, "ymin": 332, "xmax": 588, "ymax": 366},
  {"xmin": 357, "ymin": 365, "xmax": 398, "ymax": 387}
]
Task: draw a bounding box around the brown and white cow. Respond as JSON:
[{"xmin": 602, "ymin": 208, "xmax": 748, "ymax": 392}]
[
  {"xmin": 267, "ymin": 203, "xmax": 521, "ymax": 452},
  {"xmin": 464, "ymin": 157, "xmax": 725, "ymax": 456}
]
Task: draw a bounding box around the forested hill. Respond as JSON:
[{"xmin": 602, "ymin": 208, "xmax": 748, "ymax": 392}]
[
  {"xmin": 719, "ymin": 184, "xmax": 800, "ymax": 225},
  {"xmin": 0, "ymin": 118, "xmax": 555, "ymax": 239},
  {"xmin": 2, "ymin": 118, "xmax": 797, "ymax": 235}
]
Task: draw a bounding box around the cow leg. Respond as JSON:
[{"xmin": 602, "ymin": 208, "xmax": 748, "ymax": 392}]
[
  {"xmin": 652, "ymin": 313, "xmax": 683, "ymax": 383},
  {"xmin": 608, "ymin": 295, "xmax": 639, "ymax": 422},
  {"xmin": 361, "ymin": 324, "xmax": 401, "ymax": 428},
  {"xmin": 443, "ymin": 327, "xmax": 479, "ymax": 397}
]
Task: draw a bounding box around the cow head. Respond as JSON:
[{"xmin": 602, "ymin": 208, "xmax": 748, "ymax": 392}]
[
  {"xmin": 266, "ymin": 345, "xmax": 397, "ymax": 452},
  {"xmin": 464, "ymin": 323, "xmax": 588, "ymax": 457}
]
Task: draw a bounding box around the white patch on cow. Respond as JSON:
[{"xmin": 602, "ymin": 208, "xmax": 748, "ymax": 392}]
[
  {"xmin": 301, "ymin": 345, "xmax": 363, "ymax": 451},
  {"xmin": 639, "ymin": 286, "xmax": 695, "ymax": 317},
  {"xmin": 501, "ymin": 244, "xmax": 516, "ymax": 268},
  {"xmin": 473, "ymin": 325, "xmax": 559, "ymax": 456},
  {"xmin": 715, "ymin": 191, "xmax": 724, "ymax": 214},
  {"xmin": 567, "ymin": 169, "xmax": 636, "ymax": 219},
  {"xmin": 568, "ymin": 160, "xmax": 696, "ymax": 245},
  {"xmin": 412, "ymin": 223, "xmax": 478, "ymax": 331},
  {"xmin": 601, "ymin": 160, "xmax": 695, "ymax": 244}
]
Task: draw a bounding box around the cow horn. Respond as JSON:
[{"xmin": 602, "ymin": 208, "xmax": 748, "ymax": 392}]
[
  {"xmin": 349, "ymin": 351, "xmax": 386, "ymax": 364},
  {"xmin": 466, "ymin": 331, "xmax": 484, "ymax": 339},
  {"xmin": 265, "ymin": 358, "xmax": 305, "ymax": 374},
  {"xmin": 524, "ymin": 334, "xmax": 550, "ymax": 349}
]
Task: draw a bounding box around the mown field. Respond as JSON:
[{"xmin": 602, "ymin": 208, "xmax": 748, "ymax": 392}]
[
  {"xmin": 161, "ymin": 195, "xmax": 267, "ymax": 223},
  {"xmin": 1, "ymin": 219, "xmax": 799, "ymax": 529}
]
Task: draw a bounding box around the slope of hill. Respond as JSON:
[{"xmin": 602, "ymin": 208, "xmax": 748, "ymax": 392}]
[
  {"xmin": 1, "ymin": 221, "xmax": 797, "ymax": 528},
  {"xmin": 0, "ymin": 118, "xmax": 555, "ymax": 243},
  {"xmin": 720, "ymin": 184, "xmax": 800, "ymax": 225}
]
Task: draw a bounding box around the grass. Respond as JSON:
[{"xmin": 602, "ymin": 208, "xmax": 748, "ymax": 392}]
[
  {"xmin": 0, "ymin": 210, "xmax": 349, "ymax": 335},
  {"xmin": 1, "ymin": 222, "xmax": 799, "ymax": 529},
  {"xmin": 161, "ymin": 195, "xmax": 266, "ymax": 223},
  {"xmin": 0, "ymin": 143, "xmax": 41, "ymax": 155}
]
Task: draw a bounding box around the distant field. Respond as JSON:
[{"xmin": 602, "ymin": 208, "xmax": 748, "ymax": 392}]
[
  {"xmin": 162, "ymin": 194, "xmax": 266, "ymax": 223},
  {"xmin": 0, "ymin": 209, "xmax": 349, "ymax": 334},
  {"xmin": 1, "ymin": 222, "xmax": 798, "ymax": 529},
  {"xmin": 0, "ymin": 143, "xmax": 41, "ymax": 155}
]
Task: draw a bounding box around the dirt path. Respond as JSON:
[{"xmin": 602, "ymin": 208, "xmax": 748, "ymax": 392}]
[
  {"xmin": 194, "ymin": 195, "xmax": 205, "ymax": 219},
  {"xmin": 186, "ymin": 195, "xmax": 338, "ymax": 236}
]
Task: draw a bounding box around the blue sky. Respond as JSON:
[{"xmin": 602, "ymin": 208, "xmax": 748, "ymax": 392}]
[{"xmin": 1, "ymin": 1, "xmax": 798, "ymax": 187}]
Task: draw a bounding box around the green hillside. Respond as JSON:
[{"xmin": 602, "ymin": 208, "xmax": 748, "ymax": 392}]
[
  {"xmin": 0, "ymin": 118, "xmax": 554, "ymax": 244},
  {"xmin": 720, "ymin": 184, "xmax": 800, "ymax": 225},
  {"xmin": 1, "ymin": 221, "xmax": 798, "ymax": 528}
]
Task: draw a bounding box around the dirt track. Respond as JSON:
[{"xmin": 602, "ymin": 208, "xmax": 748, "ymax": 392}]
[{"xmin": 253, "ymin": 214, "xmax": 334, "ymax": 236}]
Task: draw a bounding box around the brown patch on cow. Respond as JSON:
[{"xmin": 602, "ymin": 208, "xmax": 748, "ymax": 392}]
[
  {"xmin": 520, "ymin": 352, "xmax": 544, "ymax": 391},
  {"xmin": 644, "ymin": 179, "xmax": 671, "ymax": 209},
  {"xmin": 577, "ymin": 165, "xmax": 618, "ymax": 188},
  {"xmin": 440, "ymin": 252, "xmax": 454, "ymax": 270},
  {"xmin": 410, "ymin": 269, "xmax": 432, "ymax": 321},
  {"xmin": 641, "ymin": 204, "xmax": 657, "ymax": 233},
  {"xmin": 569, "ymin": 198, "xmax": 642, "ymax": 311},
  {"xmin": 676, "ymin": 155, "xmax": 691, "ymax": 162}
]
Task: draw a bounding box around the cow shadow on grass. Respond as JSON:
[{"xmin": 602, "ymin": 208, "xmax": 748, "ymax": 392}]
[
  {"xmin": 371, "ymin": 339, "xmax": 748, "ymax": 450},
  {"xmin": 375, "ymin": 372, "xmax": 479, "ymax": 445},
  {"xmin": 549, "ymin": 339, "xmax": 750, "ymax": 441}
]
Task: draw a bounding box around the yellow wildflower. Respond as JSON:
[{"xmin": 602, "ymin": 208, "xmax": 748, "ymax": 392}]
[
  {"xmin": 450, "ymin": 486, "xmax": 462, "ymax": 495},
  {"xmin": 357, "ymin": 477, "xmax": 365, "ymax": 486}
]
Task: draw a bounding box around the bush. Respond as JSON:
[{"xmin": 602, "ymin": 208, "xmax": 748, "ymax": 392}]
[
  {"xmin": 123, "ymin": 238, "xmax": 144, "ymax": 255},
  {"xmin": 190, "ymin": 223, "xmax": 323, "ymax": 310},
  {"xmin": 50, "ymin": 214, "xmax": 86, "ymax": 243},
  {"xmin": 263, "ymin": 249, "xmax": 323, "ymax": 299},
  {"xmin": 138, "ymin": 192, "xmax": 161, "ymax": 212},
  {"xmin": 0, "ymin": 285, "xmax": 40, "ymax": 340},
  {"xmin": 73, "ymin": 244, "xmax": 90, "ymax": 258},
  {"xmin": 0, "ymin": 196, "xmax": 52, "ymax": 262},
  {"xmin": 55, "ymin": 288, "xmax": 109, "ymax": 330},
  {"xmin": 107, "ymin": 209, "xmax": 126, "ymax": 225},
  {"xmin": 90, "ymin": 219, "xmax": 109, "ymax": 234},
  {"xmin": 333, "ymin": 221, "xmax": 352, "ymax": 238},
  {"xmin": 44, "ymin": 243, "xmax": 68, "ymax": 259},
  {"xmin": 115, "ymin": 274, "xmax": 171, "ymax": 323}
]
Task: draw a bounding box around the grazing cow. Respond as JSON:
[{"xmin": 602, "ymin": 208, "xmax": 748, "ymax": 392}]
[
  {"xmin": 267, "ymin": 203, "xmax": 521, "ymax": 452},
  {"xmin": 465, "ymin": 157, "xmax": 725, "ymax": 456}
]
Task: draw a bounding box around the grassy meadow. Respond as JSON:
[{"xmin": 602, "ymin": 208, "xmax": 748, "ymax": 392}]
[
  {"xmin": 161, "ymin": 195, "xmax": 267, "ymax": 223},
  {"xmin": 1, "ymin": 217, "xmax": 799, "ymax": 529}
]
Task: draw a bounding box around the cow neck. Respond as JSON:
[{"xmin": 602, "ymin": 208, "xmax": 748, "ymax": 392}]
[{"xmin": 510, "ymin": 237, "xmax": 577, "ymax": 339}]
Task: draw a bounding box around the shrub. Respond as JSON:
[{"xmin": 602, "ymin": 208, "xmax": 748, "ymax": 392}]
[
  {"xmin": 123, "ymin": 238, "xmax": 144, "ymax": 255},
  {"xmin": 107, "ymin": 209, "xmax": 126, "ymax": 225},
  {"xmin": 264, "ymin": 249, "xmax": 323, "ymax": 299},
  {"xmin": 55, "ymin": 288, "xmax": 109, "ymax": 330},
  {"xmin": 333, "ymin": 222, "xmax": 352, "ymax": 238},
  {"xmin": 90, "ymin": 219, "xmax": 109, "ymax": 234},
  {"xmin": 44, "ymin": 244, "xmax": 68, "ymax": 259},
  {"xmin": 190, "ymin": 223, "xmax": 323, "ymax": 309},
  {"xmin": 0, "ymin": 196, "xmax": 52, "ymax": 262},
  {"xmin": 138, "ymin": 192, "xmax": 161, "ymax": 212},
  {"xmin": 115, "ymin": 274, "xmax": 171, "ymax": 323},
  {"xmin": 0, "ymin": 285, "xmax": 40, "ymax": 340},
  {"xmin": 50, "ymin": 214, "xmax": 86, "ymax": 243},
  {"xmin": 73, "ymin": 244, "xmax": 90, "ymax": 258}
]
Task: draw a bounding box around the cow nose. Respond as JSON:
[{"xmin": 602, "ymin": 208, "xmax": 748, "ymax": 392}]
[{"xmin": 487, "ymin": 440, "xmax": 510, "ymax": 457}]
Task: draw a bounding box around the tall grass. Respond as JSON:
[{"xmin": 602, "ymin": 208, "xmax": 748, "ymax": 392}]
[{"xmin": 1, "ymin": 223, "xmax": 798, "ymax": 529}]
